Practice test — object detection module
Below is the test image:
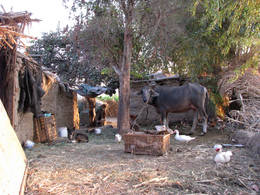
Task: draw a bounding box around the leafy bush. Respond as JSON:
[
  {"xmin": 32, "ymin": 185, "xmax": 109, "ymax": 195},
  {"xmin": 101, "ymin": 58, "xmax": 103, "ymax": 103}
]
[{"xmin": 97, "ymin": 94, "xmax": 119, "ymax": 102}]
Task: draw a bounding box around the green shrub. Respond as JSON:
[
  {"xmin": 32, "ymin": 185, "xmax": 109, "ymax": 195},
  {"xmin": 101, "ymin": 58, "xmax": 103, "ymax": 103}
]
[{"xmin": 97, "ymin": 94, "xmax": 119, "ymax": 102}]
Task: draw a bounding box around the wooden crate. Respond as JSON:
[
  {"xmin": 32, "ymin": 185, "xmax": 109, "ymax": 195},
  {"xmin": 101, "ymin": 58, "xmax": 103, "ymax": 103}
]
[
  {"xmin": 33, "ymin": 115, "xmax": 57, "ymax": 143},
  {"xmin": 123, "ymin": 132, "xmax": 170, "ymax": 156}
]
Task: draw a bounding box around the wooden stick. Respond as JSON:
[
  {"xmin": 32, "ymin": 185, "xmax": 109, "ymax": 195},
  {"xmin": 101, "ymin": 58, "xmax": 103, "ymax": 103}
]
[
  {"xmin": 131, "ymin": 104, "xmax": 148, "ymax": 130},
  {"xmin": 197, "ymin": 178, "xmax": 218, "ymax": 184},
  {"xmin": 1, "ymin": 37, "xmax": 13, "ymax": 49},
  {"xmin": 226, "ymin": 117, "xmax": 247, "ymax": 125},
  {"xmin": 238, "ymin": 178, "xmax": 250, "ymax": 190},
  {"xmin": 133, "ymin": 177, "xmax": 168, "ymax": 188}
]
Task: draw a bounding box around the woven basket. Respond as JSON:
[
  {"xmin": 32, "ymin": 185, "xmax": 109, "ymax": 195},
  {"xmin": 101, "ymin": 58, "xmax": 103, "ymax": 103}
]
[
  {"xmin": 123, "ymin": 132, "xmax": 170, "ymax": 156},
  {"xmin": 33, "ymin": 115, "xmax": 57, "ymax": 143}
]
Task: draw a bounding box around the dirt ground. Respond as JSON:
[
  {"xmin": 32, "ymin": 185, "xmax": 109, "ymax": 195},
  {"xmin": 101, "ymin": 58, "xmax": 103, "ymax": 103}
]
[{"xmin": 24, "ymin": 124, "xmax": 260, "ymax": 195}]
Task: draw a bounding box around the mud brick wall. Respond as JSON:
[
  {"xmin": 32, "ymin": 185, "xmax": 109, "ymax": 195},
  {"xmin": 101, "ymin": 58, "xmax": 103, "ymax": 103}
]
[
  {"xmin": 41, "ymin": 83, "xmax": 79, "ymax": 129},
  {"xmin": 41, "ymin": 83, "xmax": 58, "ymax": 116},
  {"xmin": 56, "ymin": 89, "xmax": 79, "ymax": 129},
  {"xmin": 9, "ymin": 55, "xmax": 79, "ymax": 144},
  {"xmin": 14, "ymin": 57, "xmax": 34, "ymax": 143},
  {"xmin": 16, "ymin": 112, "xmax": 34, "ymax": 144}
]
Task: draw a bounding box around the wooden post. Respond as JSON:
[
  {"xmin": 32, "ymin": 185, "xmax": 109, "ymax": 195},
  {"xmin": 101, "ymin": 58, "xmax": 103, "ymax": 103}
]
[
  {"xmin": 87, "ymin": 97, "xmax": 96, "ymax": 127},
  {"xmin": 2, "ymin": 47, "xmax": 17, "ymax": 127}
]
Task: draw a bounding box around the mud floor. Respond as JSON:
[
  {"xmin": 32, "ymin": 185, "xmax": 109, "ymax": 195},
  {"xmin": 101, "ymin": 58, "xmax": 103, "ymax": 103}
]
[{"xmin": 25, "ymin": 127, "xmax": 260, "ymax": 195}]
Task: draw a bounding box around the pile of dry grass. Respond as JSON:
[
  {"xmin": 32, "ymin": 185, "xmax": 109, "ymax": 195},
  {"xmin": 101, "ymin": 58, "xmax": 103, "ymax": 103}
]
[
  {"xmin": 232, "ymin": 130, "xmax": 260, "ymax": 156},
  {"xmin": 0, "ymin": 9, "xmax": 39, "ymax": 49},
  {"xmin": 218, "ymin": 69, "xmax": 260, "ymax": 132},
  {"xmin": 105, "ymin": 100, "xmax": 118, "ymax": 117}
]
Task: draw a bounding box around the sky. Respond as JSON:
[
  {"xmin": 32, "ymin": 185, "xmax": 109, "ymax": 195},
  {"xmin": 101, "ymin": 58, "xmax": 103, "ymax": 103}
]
[{"xmin": 1, "ymin": 0, "xmax": 73, "ymax": 38}]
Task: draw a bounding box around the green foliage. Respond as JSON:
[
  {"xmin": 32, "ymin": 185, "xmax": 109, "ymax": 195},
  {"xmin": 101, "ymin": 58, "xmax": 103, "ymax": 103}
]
[
  {"xmin": 28, "ymin": 31, "xmax": 81, "ymax": 84},
  {"xmin": 30, "ymin": 0, "xmax": 259, "ymax": 88},
  {"xmin": 150, "ymin": 0, "xmax": 260, "ymax": 79},
  {"xmin": 185, "ymin": 0, "xmax": 260, "ymax": 75},
  {"xmin": 29, "ymin": 30, "xmax": 118, "ymax": 87},
  {"xmin": 97, "ymin": 94, "xmax": 119, "ymax": 102}
]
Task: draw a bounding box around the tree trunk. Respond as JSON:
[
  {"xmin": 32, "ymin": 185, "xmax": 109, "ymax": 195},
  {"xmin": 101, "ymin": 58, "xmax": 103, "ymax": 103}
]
[
  {"xmin": 0, "ymin": 47, "xmax": 17, "ymax": 127},
  {"xmin": 117, "ymin": 72, "xmax": 130, "ymax": 134},
  {"xmin": 117, "ymin": 0, "xmax": 133, "ymax": 134}
]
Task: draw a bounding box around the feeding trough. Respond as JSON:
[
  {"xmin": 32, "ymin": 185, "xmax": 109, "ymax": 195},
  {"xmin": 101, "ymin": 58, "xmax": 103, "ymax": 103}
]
[{"xmin": 123, "ymin": 132, "xmax": 170, "ymax": 156}]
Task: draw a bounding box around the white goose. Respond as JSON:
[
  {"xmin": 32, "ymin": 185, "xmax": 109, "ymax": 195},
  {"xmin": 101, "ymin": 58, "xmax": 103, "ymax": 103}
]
[
  {"xmin": 115, "ymin": 133, "xmax": 122, "ymax": 143},
  {"xmin": 213, "ymin": 144, "xmax": 232, "ymax": 165},
  {"xmin": 173, "ymin": 130, "xmax": 196, "ymax": 143}
]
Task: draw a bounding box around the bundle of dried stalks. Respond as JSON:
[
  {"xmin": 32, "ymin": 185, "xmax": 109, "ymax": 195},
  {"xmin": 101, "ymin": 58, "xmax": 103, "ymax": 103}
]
[
  {"xmin": 0, "ymin": 9, "xmax": 39, "ymax": 49},
  {"xmin": 227, "ymin": 99, "xmax": 260, "ymax": 131},
  {"xmin": 218, "ymin": 69, "xmax": 260, "ymax": 98},
  {"xmin": 0, "ymin": 26, "xmax": 35, "ymax": 49},
  {"xmin": 105, "ymin": 100, "xmax": 118, "ymax": 117},
  {"xmin": 218, "ymin": 69, "xmax": 260, "ymax": 132}
]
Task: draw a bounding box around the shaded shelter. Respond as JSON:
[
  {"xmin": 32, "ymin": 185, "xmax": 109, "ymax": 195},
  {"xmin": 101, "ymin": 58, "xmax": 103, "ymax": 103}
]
[
  {"xmin": 0, "ymin": 10, "xmax": 39, "ymax": 195},
  {"xmin": 0, "ymin": 10, "xmax": 39, "ymax": 126}
]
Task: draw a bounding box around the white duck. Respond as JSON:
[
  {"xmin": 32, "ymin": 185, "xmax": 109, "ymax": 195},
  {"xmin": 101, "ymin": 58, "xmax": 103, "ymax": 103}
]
[
  {"xmin": 173, "ymin": 130, "xmax": 196, "ymax": 143},
  {"xmin": 95, "ymin": 128, "xmax": 102, "ymax": 135},
  {"xmin": 115, "ymin": 133, "xmax": 122, "ymax": 143},
  {"xmin": 213, "ymin": 144, "xmax": 232, "ymax": 165}
]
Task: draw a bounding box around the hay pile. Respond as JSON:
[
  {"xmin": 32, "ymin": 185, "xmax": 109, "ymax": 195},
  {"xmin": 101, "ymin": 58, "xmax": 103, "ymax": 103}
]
[
  {"xmin": 218, "ymin": 69, "xmax": 260, "ymax": 132},
  {"xmin": 105, "ymin": 100, "xmax": 118, "ymax": 117},
  {"xmin": 232, "ymin": 130, "xmax": 260, "ymax": 156},
  {"xmin": 0, "ymin": 10, "xmax": 39, "ymax": 49}
]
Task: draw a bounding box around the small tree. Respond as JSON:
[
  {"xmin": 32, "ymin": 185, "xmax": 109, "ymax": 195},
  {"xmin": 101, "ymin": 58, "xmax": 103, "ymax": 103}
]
[
  {"xmin": 29, "ymin": 30, "xmax": 117, "ymax": 86},
  {"xmin": 64, "ymin": 0, "xmax": 134, "ymax": 133},
  {"xmin": 65, "ymin": 0, "xmax": 193, "ymax": 133},
  {"xmin": 184, "ymin": 0, "xmax": 259, "ymax": 76}
]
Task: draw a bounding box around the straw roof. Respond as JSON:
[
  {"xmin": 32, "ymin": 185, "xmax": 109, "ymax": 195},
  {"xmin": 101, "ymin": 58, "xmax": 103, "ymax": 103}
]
[{"xmin": 0, "ymin": 9, "xmax": 40, "ymax": 49}]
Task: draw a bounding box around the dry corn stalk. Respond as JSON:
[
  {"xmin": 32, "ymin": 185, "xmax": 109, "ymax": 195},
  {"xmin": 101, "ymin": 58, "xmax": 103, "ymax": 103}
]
[{"xmin": 0, "ymin": 10, "xmax": 39, "ymax": 49}]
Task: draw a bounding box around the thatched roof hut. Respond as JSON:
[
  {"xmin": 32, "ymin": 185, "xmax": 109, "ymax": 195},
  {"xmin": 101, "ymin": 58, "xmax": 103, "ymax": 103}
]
[
  {"xmin": 0, "ymin": 10, "xmax": 39, "ymax": 125},
  {"xmin": 0, "ymin": 10, "xmax": 80, "ymax": 144},
  {"xmin": 0, "ymin": 10, "xmax": 39, "ymax": 195}
]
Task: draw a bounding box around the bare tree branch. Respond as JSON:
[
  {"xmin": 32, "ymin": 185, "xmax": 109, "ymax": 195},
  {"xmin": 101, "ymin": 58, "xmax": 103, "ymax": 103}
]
[{"xmin": 113, "ymin": 65, "xmax": 121, "ymax": 75}]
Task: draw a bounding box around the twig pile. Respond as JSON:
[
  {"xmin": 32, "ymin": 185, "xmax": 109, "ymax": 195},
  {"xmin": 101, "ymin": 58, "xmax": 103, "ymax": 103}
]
[
  {"xmin": 218, "ymin": 69, "xmax": 260, "ymax": 132},
  {"xmin": 227, "ymin": 99, "xmax": 260, "ymax": 131},
  {"xmin": 105, "ymin": 100, "xmax": 118, "ymax": 117},
  {"xmin": 0, "ymin": 7, "xmax": 39, "ymax": 49}
]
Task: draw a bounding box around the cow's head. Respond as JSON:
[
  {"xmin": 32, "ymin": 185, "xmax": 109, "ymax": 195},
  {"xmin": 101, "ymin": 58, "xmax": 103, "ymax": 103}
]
[{"xmin": 139, "ymin": 83, "xmax": 159, "ymax": 104}]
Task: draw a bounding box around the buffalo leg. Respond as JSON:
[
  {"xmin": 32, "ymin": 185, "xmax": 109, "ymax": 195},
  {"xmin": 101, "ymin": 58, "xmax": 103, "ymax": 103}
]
[
  {"xmin": 165, "ymin": 112, "xmax": 169, "ymax": 128},
  {"xmin": 161, "ymin": 112, "xmax": 167, "ymax": 127},
  {"xmin": 199, "ymin": 91, "xmax": 208, "ymax": 134},
  {"xmin": 162, "ymin": 112, "xmax": 173, "ymax": 134},
  {"xmin": 202, "ymin": 114, "xmax": 208, "ymax": 134},
  {"xmin": 190, "ymin": 111, "xmax": 198, "ymax": 134},
  {"xmin": 199, "ymin": 108, "xmax": 208, "ymax": 135}
]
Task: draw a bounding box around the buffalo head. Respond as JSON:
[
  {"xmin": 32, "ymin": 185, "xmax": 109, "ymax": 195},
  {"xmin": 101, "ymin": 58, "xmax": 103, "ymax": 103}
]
[{"xmin": 139, "ymin": 84, "xmax": 159, "ymax": 104}]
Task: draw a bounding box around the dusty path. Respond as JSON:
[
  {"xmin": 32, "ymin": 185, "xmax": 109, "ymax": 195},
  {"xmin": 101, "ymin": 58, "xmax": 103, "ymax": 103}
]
[{"xmin": 25, "ymin": 128, "xmax": 260, "ymax": 194}]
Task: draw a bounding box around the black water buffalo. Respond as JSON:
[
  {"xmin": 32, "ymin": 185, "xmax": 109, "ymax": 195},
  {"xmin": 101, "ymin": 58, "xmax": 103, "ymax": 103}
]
[{"xmin": 140, "ymin": 83, "xmax": 209, "ymax": 135}]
